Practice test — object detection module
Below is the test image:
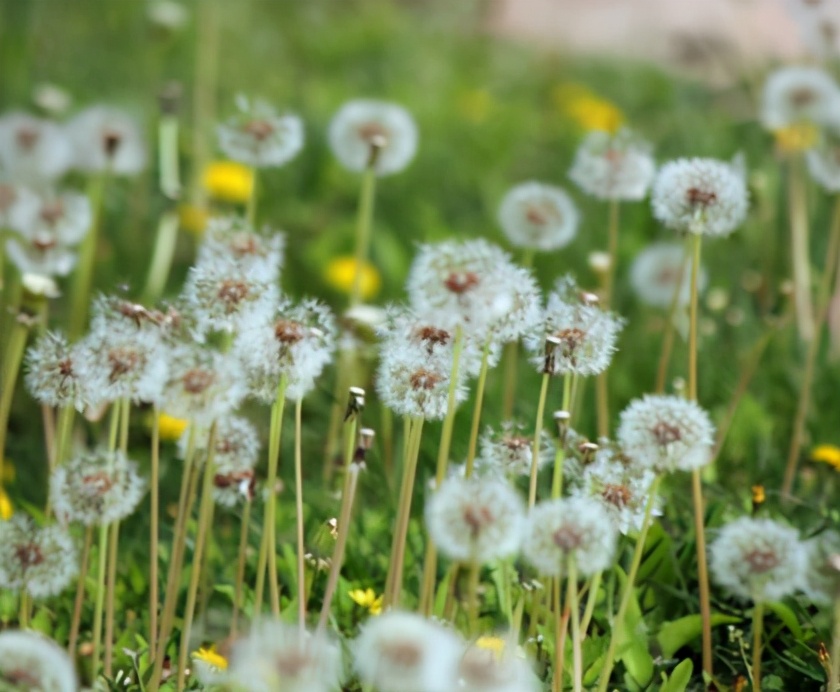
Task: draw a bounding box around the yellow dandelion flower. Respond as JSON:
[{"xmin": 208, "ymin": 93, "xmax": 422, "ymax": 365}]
[
  {"xmin": 203, "ymin": 160, "xmax": 255, "ymax": 204},
  {"xmin": 476, "ymin": 636, "xmax": 506, "ymax": 660},
  {"xmin": 348, "ymin": 588, "xmax": 383, "ymax": 615},
  {"xmin": 324, "ymin": 256, "xmax": 382, "ymax": 301},
  {"xmin": 774, "ymin": 123, "xmax": 818, "ymax": 154},
  {"xmin": 0, "ymin": 487, "xmax": 13, "ymax": 520},
  {"xmin": 192, "ymin": 646, "xmax": 228, "ymax": 671},
  {"xmin": 812, "ymin": 444, "xmax": 840, "ymax": 470},
  {"xmin": 157, "ymin": 413, "xmax": 188, "ymax": 442},
  {"xmin": 554, "ymin": 83, "xmax": 624, "ymax": 133},
  {"xmin": 751, "ymin": 484, "xmax": 765, "ymax": 505},
  {"xmin": 179, "ymin": 204, "xmax": 210, "ymax": 236},
  {"xmin": 458, "ymin": 89, "xmax": 493, "ymax": 124}
]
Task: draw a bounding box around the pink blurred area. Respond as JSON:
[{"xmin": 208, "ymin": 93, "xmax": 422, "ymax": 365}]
[{"xmin": 488, "ymin": 0, "xmax": 840, "ymax": 79}]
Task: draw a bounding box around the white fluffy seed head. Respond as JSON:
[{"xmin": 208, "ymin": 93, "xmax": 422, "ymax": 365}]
[
  {"xmin": 0, "ymin": 630, "xmax": 77, "ymax": 692},
  {"xmin": 197, "ymin": 215, "xmax": 285, "ymax": 283},
  {"xmin": 328, "ymin": 99, "xmax": 418, "ymax": 176},
  {"xmin": 217, "ymin": 96, "xmax": 304, "ymax": 168},
  {"xmin": 7, "ymin": 189, "xmax": 91, "ymax": 250},
  {"xmin": 524, "ymin": 275, "xmax": 623, "ymax": 377},
  {"xmin": 497, "ymin": 181, "xmax": 579, "ymax": 251},
  {"xmin": 801, "ymin": 530, "xmax": 840, "ymax": 605},
  {"xmin": 806, "ymin": 129, "xmax": 840, "ymax": 192},
  {"xmin": 354, "ymin": 611, "xmax": 463, "ymax": 692},
  {"xmin": 568, "ymin": 128, "xmax": 656, "ymax": 201},
  {"xmin": 523, "ymin": 497, "xmax": 618, "ymax": 578},
  {"xmin": 25, "ymin": 331, "xmax": 88, "ymax": 411},
  {"xmin": 68, "ymin": 105, "xmax": 147, "ymax": 175},
  {"xmin": 425, "ymin": 476, "xmax": 525, "ymax": 564},
  {"xmin": 458, "ymin": 641, "xmax": 540, "ymax": 692},
  {"xmin": 5, "ymin": 236, "xmax": 77, "ymax": 277},
  {"xmin": 761, "ymin": 65, "xmax": 840, "ymax": 130},
  {"xmin": 630, "ymin": 242, "xmax": 707, "ymax": 309},
  {"xmin": 652, "ymin": 157, "xmax": 749, "ymax": 237},
  {"xmin": 50, "ymin": 449, "xmax": 145, "ymax": 526},
  {"xmin": 0, "ymin": 112, "xmax": 73, "ymax": 184},
  {"xmin": 617, "ymin": 394, "xmax": 715, "ymax": 474},
  {"xmin": 0, "ymin": 516, "xmax": 77, "ymax": 598},
  {"xmin": 227, "ymin": 622, "xmax": 342, "ymax": 692},
  {"xmin": 709, "ymin": 517, "xmax": 807, "ymax": 603},
  {"xmin": 476, "ymin": 421, "xmax": 554, "ymax": 478}
]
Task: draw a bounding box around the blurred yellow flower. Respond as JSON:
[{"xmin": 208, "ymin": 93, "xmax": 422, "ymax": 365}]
[
  {"xmin": 192, "ymin": 646, "xmax": 228, "ymax": 671},
  {"xmin": 203, "ymin": 161, "xmax": 254, "ymax": 203},
  {"xmin": 458, "ymin": 89, "xmax": 493, "ymax": 124},
  {"xmin": 812, "ymin": 444, "xmax": 840, "ymax": 470},
  {"xmin": 0, "ymin": 487, "xmax": 12, "ymax": 520},
  {"xmin": 751, "ymin": 484, "xmax": 765, "ymax": 506},
  {"xmin": 348, "ymin": 587, "xmax": 383, "ymax": 615},
  {"xmin": 157, "ymin": 413, "xmax": 188, "ymax": 442},
  {"xmin": 554, "ymin": 83, "xmax": 624, "ymax": 133},
  {"xmin": 476, "ymin": 636, "xmax": 506, "ymax": 659},
  {"xmin": 774, "ymin": 123, "xmax": 818, "ymax": 153},
  {"xmin": 179, "ymin": 204, "xmax": 209, "ymax": 236},
  {"xmin": 325, "ymin": 256, "xmax": 381, "ymax": 300}
]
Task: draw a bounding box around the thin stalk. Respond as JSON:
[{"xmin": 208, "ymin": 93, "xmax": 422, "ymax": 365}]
[
  {"xmin": 293, "ymin": 399, "xmax": 306, "ymax": 629},
  {"xmin": 381, "ymin": 401, "xmax": 394, "ymax": 487},
  {"xmin": 467, "ymin": 560, "xmax": 480, "ymax": 637},
  {"xmin": 528, "ymin": 373, "xmax": 551, "ymax": 508},
  {"xmin": 596, "ymin": 475, "xmax": 663, "ymax": 692},
  {"xmin": 568, "ymin": 559, "xmax": 583, "ymax": 692},
  {"xmin": 501, "ymin": 341, "xmax": 519, "ymax": 421},
  {"xmin": 18, "ymin": 591, "xmax": 29, "ymax": 629},
  {"xmin": 553, "ymin": 577, "xmax": 566, "ymax": 692},
  {"xmin": 788, "ymin": 155, "xmax": 816, "ymax": 342},
  {"xmin": 68, "ymin": 526, "xmax": 93, "ymax": 655},
  {"xmin": 654, "ymin": 239, "xmax": 691, "ymax": 393},
  {"xmin": 551, "ymin": 375, "xmax": 573, "ymax": 500},
  {"xmin": 442, "ymin": 563, "xmax": 461, "ymax": 621},
  {"xmin": 148, "ymin": 407, "xmax": 160, "ymax": 657},
  {"xmin": 350, "ymin": 164, "xmax": 378, "ymax": 308},
  {"xmin": 752, "ymin": 602, "xmax": 765, "ymax": 692},
  {"xmin": 142, "ymin": 210, "xmax": 180, "ymax": 304},
  {"xmin": 55, "ymin": 404, "xmax": 74, "ymax": 467},
  {"xmin": 231, "ymin": 499, "xmax": 252, "ymax": 637},
  {"xmin": 0, "ymin": 316, "xmax": 29, "ymax": 480},
  {"xmin": 595, "ymin": 200, "xmax": 620, "ymax": 438},
  {"xmin": 384, "ymin": 416, "xmax": 424, "ymax": 607},
  {"xmin": 782, "ymin": 195, "xmax": 840, "ymax": 498},
  {"xmin": 246, "ymin": 168, "xmax": 258, "ymax": 226},
  {"xmin": 465, "ymin": 336, "xmax": 492, "ymax": 477},
  {"xmin": 828, "ymin": 595, "xmax": 840, "ymax": 691},
  {"xmin": 42, "ymin": 404, "xmax": 56, "ymax": 472},
  {"xmin": 91, "ymin": 523, "xmax": 108, "ymax": 679},
  {"xmin": 158, "ymin": 112, "xmax": 181, "ymax": 200},
  {"xmin": 580, "ymin": 570, "xmax": 602, "ymax": 635},
  {"xmin": 103, "ymin": 520, "xmax": 121, "ymax": 677},
  {"xmin": 69, "ymin": 172, "xmax": 107, "ymax": 339}
]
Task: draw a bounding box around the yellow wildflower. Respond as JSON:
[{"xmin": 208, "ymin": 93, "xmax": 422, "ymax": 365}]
[
  {"xmin": 475, "ymin": 636, "xmax": 506, "ymax": 660},
  {"xmin": 192, "ymin": 646, "xmax": 228, "ymax": 671},
  {"xmin": 773, "ymin": 123, "xmax": 818, "ymax": 154},
  {"xmin": 348, "ymin": 588, "xmax": 383, "ymax": 615},
  {"xmin": 157, "ymin": 413, "xmax": 188, "ymax": 442},
  {"xmin": 324, "ymin": 256, "xmax": 382, "ymax": 301},
  {"xmin": 0, "ymin": 487, "xmax": 13, "ymax": 520},
  {"xmin": 179, "ymin": 204, "xmax": 210, "ymax": 236},
  {"xmin": 812, "ymin": 444, "xmax": 840, "ymax": 470},
  {"xmin": 458, "ymin": 89, "xmax": 493, "ymax": 124},
  {"xmin": 751, "ymin": 484, "xmax": 765, "ymax": 506},
  {"xmin": 203, "ymin": 160, "xmax": 254, "ymax": 203},
  {"xmin": 554, "ymin": 83, "xmax": 624, "ymax": 133}
]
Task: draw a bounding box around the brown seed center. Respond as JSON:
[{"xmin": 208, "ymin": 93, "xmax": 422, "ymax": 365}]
[
  {"xmin": 244, "ymin": 119, "xmax": 275, "ymax": 141},
  {"xmin": 274, "ymin": 319, "xmax": 305, "ymax": 344},
  {"xmin": 602, "ymin": 483, "xmax": 632, "ymax": 509},
  {"xmin": 182, "ymin": 368, "xmax": 215, "ymax": 394},
  {"xmin": 381, "ymin": 641, "xmax": 422, "ymax": 668},
  {"xmin": 463, "ymin": 504, "xmax": 494, "ymax": 537},
  {"xmin": 409, "ymin": 368, "xmax": 441, "ymax": 390},
  {"xmin": 108, "ymin": 347, "xmax": 142, "ymax": 381},
  {"xmin": 39, "ymin": 200, "xmax": 65, "ymax": 225},
  {"xmin": 16, "ymin": 126, "xmax": 40, "ymax": 151},
  {"xmin": 552, "ymin": 525, "xmax": 583, "ymax": 551},
  {"xmin": 15, "ymin": 542, "xmax": 44, "ymax": 569},
  {"xmin": 651, "ymin": 420, "xmax": 682, "ymax": 446},
  {"xmin": 444, "ymin": 271, "xmax": 480, "ymax": 295},
  {"xmin": 686, "ymin": 187, "xmax": 717, "ymax": 207},
  {"xmin": 744, "ymin": 548, "xmax": 781, "ymax": 574}
]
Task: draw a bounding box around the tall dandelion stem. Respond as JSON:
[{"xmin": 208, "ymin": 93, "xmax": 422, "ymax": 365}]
[
  {"xmin": 654, "ymin": 238, "xmax": 691, "ymax": 393},
  {"xmin": 596, "ymin": 200, "xmax": 620, "ymax": 437},
  {"xmin": 69, "ymin": 172, "xmax": 107, "ymax": 339},
  {"xmin": 465, "ymin": 336, "xmax": 492, "ymax": 477},
  {"xmin": 528, "ymin": 373, "xmax": 551, "ymax": 508},
  {"xmin": 0, "ymin": 312, "xmax": 32, "ymax": 477},
  {"xmin": 230, "ymin": 499, "xmax": 251, "ymax": 637},
  {"xmin": 350, "ymin": 146, "xmax": 380, "ymax": 308},
  {"xmin": 67, "ymin": 526, "xmax": 93, "ymax": 656},
  {"xmin": 467, "ymin": 560, "xmax": 481, "ymax": 637},
  {"xmin": 788, "ymin": 155, "xmax": 815, "ymax": 342},
  {"xmin": 829, "ymin": 595, "xmax": 840, "ymax": 691},
  {"xmin": 293, "ymin": 398, "xmax": 307, "ymax": 629},
  {"xmin": 568, "ymin": 559, "xmax": 583, "ymax": 692},
  {"xmin": 580, "ymin": 570, "xmax": 602, "ymax": 635},
  {"xmin": 752, "ymin": 601, "xmax": 765, "ymax": 692},
  {"xmin": 148, "ymin": 407, "xmax": 160, "ymax": 657}
]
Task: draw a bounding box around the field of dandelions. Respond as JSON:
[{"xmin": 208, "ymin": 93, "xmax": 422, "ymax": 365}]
[{"xmin": 3, "ymin": 1, "xmax": 840, "ymax": 690}]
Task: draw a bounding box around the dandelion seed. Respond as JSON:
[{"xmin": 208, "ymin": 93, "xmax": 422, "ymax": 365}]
[
  {"xmin": 25, "ymin": 331, "xmax": 88, "ymax": 411},
  {"xmin": 50, "ymin": 449, "xmax": 145, "ymax": 526},
  {"xmin": 568, "ymin": 128, "xmax": 656, "ymax": 201},
  {"xmin": 617, "ymin": 394, "xmax": 715, "ymax": 474},
  {"xmin": 806, "ymin": 126, "xmax": 840, "ymax": 192},
  {"xmin": 523, "ymin": 497, "xmax": 617, "ymax": 578},
  {"xmin": 0, "ymin": 112, "xmax": 73, "ymax": 183},
  {"xmin": 0, "ymin": 630, "xmax": 77, "ymax": 692},
  {"xmin": 476, "ymin": 421, "xmax": 554, "ymax": 478},
  {"xmin": 68, "ymin": 105, "xmax": 147, "ymax": 175},
  {"xmin": 761, "ymin": 65, "xmax": 840, "ymax": 131},
  {"xmin": 498, "ymin": 181, "xmax": 579, "ymax": 251},
  {"xmin": 217, "ymin": 96, "xmax": 304, "ymax": 168},
  {"xmin": 0, "ymin": 515, "xmax": 77, "ymax": 598},
  {"xmin": 630, "ymin": 242, "xmax": 707, "ymax": 309},
  {"xmin": 425, "ymin": 476, "xmax": 525, "ymax": 563},
  {"xmin": 329, "ymin": 99, "xmax": 418, "ymax": 176},
  {"xmin": 354, "ymin": 611, "xmax": 463, "ymax": 692},
  {"xmin": 652, "ymin": 157, "xmax": 749, "ymax": 237},
  {"xmin": 709, "ymin": 516, "xmax": 807, "ymax": 602}
]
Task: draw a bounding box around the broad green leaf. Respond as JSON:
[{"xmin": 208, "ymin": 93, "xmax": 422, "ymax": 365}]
[
  {"xmin": 660, "ymin": 659, "xmax": 694, "ymax": 692},
  {"xmin": 765, "ymin": 601, "xmax": 803, "ymax": 639},
  {"xmin": 657, "ymin": 613, "xmax": 742, "ymax": 658}
]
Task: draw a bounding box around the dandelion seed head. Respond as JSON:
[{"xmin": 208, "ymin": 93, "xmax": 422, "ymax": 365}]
[
  {"xmin": 68, "ymin": 105, "xmax": 146, "ymax": 175},
  {"xmin": 477, "ymin": 421, "xmax": 554, "ymax": 478},
  {"xmin": 198, "ymin": 215, "xmax": 285, "ymax": 282},
  {"xmin": 761, "ymin": 65, "xmax": 840, "ymax": 130},
  {"xmin": 25, "ymin": 331, "xmax": 88, "ymax": 411},
  {"xmin": 630, "ymin": 242, "xmax": 707, "ymax": 309},
  {"xmin": 0, "ymin": 516, "xmax": 77, "ymax": 598},
  {"xmin": 329, "ymin": 99, "xmax": 418, "ymax": 176},
  {"xmin": 0, "ymin": 630, "xmax": 77, "ymax": 692},
  {"xmin": 7, "ymin": 189, "xmax": 91, "ymax": 249},
  {"xmin": 218, "ymin": 96, "xmax": 304, "ymax": 168},
  {"xmin": 498, "ymin": 182, "xmax": 579, "ymax": 251},
  {"xmin": 802, "ymin": 530, "xmax": 840, "ymax": 604},
  {"xmin": 5, "ymin": 236, "xmax": 77, "ymax": 277},
  {"xmin": 458, "ymin": 641, "xmax": 540, "ymax": 692},
  {"xmin": 709, "ymin": 517, "xmax": 807, "ymax": 602},
  {"xmin": 0, "ymin": 112, "xmax": 73, "ymax": 183},
  {"xmin": 568, "ymin": 129, "xmax": 656, "ymax": 201}
]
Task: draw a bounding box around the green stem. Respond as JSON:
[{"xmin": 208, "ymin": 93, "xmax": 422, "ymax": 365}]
[
  {"xmin": 788, "ymin": 155, "xmax": 815, "ymax": 343},
  {"xmin": 551, "ymin": 375, "xmax": 573, "ymax": 499},
  {"xmin": 350, "ymin": 165, "xmax": 377, "ymax": 308},
  {"xmin": 69, "ymin": 172, "xmax": 107, "ymax": 340},
  {"xmin": 103, "ymin": 520, "xmax": 121, "ymax": 677},
  {"xmin": 158, "ymin": 113, "xmax": 181, "ymax": 200},
  {"xmin": 568, "ymin": 559, "xmax": 583, "ymax": 692},
  {"xmin": 580, "ymin": 571, "xmax": 602, "ymax": 635},
  {"xmin": 246, "ymin": 167, "xmax": 258, "ymax": 226},
  {"xmin": 0, "ymin": 316, "xmax": 29, "ymax": 481},
  {"xmin": 55, "ymin": 405, "xmax": 74, "ymax": 467},
  {"xmin": 828, "ymin": 595, "xmax": 840, "ymax": 691},
  {"xmin": 68, "ymin": 526, "xmax": 93, "ymax": 656},
  {"xmin": 91, "ymin": 522, "xmax": 108, "ymax": 679},
  {"xmin": 654, "ymin": 236, "xmax": 691, "ymax": 394},
  {"xmin": 142, "ymin": 210, "xmax": 180, "ymax": 304},
  {"xmin": 18, "ymin": 591, "xmax": 29, "ymax": 629},
  {"xmin": 231, "ymin": 499, "xmax": 251, "ymax": 638},
  {"xmin": 528, "ymin": 373, "xmax": 551, "ymax": 508},
  {"xmin": 464, "ymin": 336, "xmax": 492, "ymax": 478},
  {"xmin": 467, "ymin": 560, "xmax": 480, "ymax": 637},
  {"xmin": 149, "ymin": 407, "xmax": 160, "ymax": 658},
  {"xmin": 293, "ymin": 399, "xmax": 307, "ymax": 630},
  {"xmin": 752, "ymin": 602, "xmax": 764, "ymax": 692}
]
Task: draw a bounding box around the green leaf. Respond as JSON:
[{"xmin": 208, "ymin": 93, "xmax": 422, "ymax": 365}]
[
  {"xmin": 657, "ymin": 613, "xmax": 742, "ymax": 659},
  {"xmin": 660, "ymin": 659, "xmax": 694, "ymax": 692},
  {"xmin": 765, "ymin": 601, "xmax": 803, "ymax": 639}
]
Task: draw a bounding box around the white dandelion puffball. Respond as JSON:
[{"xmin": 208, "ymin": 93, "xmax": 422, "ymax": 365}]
[
  {"xmin": 329, "ymin": 99, "xmax": 418, "ymax": 176},
  {"xmin": 5, "ymin": 236, "xmax": 77, "ymax": 278},
  {"xmin": 68, "ymin": 105, "xmax": 147, "ymax": 175},
  {"xmin": 617, "ymin": 394, "xmax": 715, "ymax": 474},
  {"xmin": 630, "ymin": 242, "xmax": 707, "ymax": 309},
  {"xmin": 354, "ymin": 611, "xmax": 463, "ymax": 692},
  {"xmin": 0, "ymin": 112, "xmax": 73, "ymax": 183},
  {"xmin": 163, "ymin": 346, "xmax": 246, "ymax": 424},
  {"xmin": 524, "ymin": 275, "xmax": 624, "ymax": 377},
  {"xmin": 0, "ymin": 516, "xmax": 77, "ymax": 598},
  {"xmin": 568, "ymin": 128, "xmax": 656, "ymax": 201},
  {"xmin": 197, "ymin": 215, "xmax": 285, "ymax": 283},
  {"xmin": 802, "ymin": 530, "xmax": 840, "ymax": 605},
  {"xmin": 50, "ymin": 449, "xmax": 145, "ymax": 526},
  {"xmin": 709, "ymin": 517, "xmax": 807, "ymax": 603},
  {"xmin": 477, "ymin": 421, "xmax": 554, "ymax": 478},
  {"xmin": 0, "ymin": 630, "xmax": 77, "ymax": 692},
  {"xmin": 25, "ymin": 331, "xmax": 88, "ymax": 411},
  {"xmin": 761, "ymin": 65, "xmax": 840, "ymax": 130},
  {"xmin": 652, "ymin": 157, "xmax": 749, "ymax": 237},
  {"xmin": 458, "ymin": 641, "xmax": 540, "ymax": 692},
  {"xmin": 227, "ymin": 622, "xmax": 342, "ymax": 692},
  {"xmin": 217, "ymin": 96, "xmax": 304, "ymax": 168},
  {"xmin": 7, "ymin": 189, "xmax": 92, "ymax": 249},
  {"xmin": 523, "ymin": 497, "xmax": 618, "ymax": 578},
  {"xmin": 498, "ymin": 181, "xmax": 579, "ymax": 251},
  {"xmin": 425, "ymin": 476, "xmax": 525, "ymax": 564}
]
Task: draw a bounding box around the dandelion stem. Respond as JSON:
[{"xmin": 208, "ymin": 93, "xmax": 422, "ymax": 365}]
[
  {"xmin": 68, "ymin": 525, "xmax": 93, "ymax": 656},
  {"xmin": 142, "ymin": 210, "xmax": 180, "ymax": 305},
  {"xmin": 553, "ymin": 577, "xmax": 567, "ymax": 692},
  {"xmin": 467, "ymin": 560, "xmax": 480, "ymax": 637},
  {"xmin": 0, "ymin": 314, "xmax": 30, "ymax": 482},
  {"xmin": 568, "ymin": 559, "xmax": 583, "ymax": 692},
  {"xmin": 580, "ymin": 570, "xmax": 602, "ymax": 635},
  {"xmin": 654, "ymin": 237, "xmax": 691, "ymax": 393},
  {"xmin": 350, "ymin": 162, "xmax": 378, "ymax": 308},
  {"xmin": 596, "ymin": 474, "xmax": 662, "ymax": 692},
  {"xmin": 18, "ymin": 591, "xmax": 29, "ymax": 629},
  {"xmin": 42, "ymin": 404, "xmax": 56, "ymax": 472},
  {"xmin": 246, "ymin": 167, "xmax": 259, "ymax": 226},
  {"xmin": 293, "ymin": 398, "xmax": 307, "ymax": 630},
  {"xmin": 595, "ymin": 200, "xmax": 620, "ymax": 437},
  {"xmin": 91, "ymin": 522, "xmax": 108, "ymax": 679},
  {"xmin": 528, "ymin": 373, "xmax": 551, "ymax": 508},
  {"xmin": 829, "ymin": 595, "xmax": 840, "ymax": 691},
  {"xmin": 231, "ymin": 499, "xmax": 252, "ymax": 638},
  {"xmin": 465, "ymin": 336, "xmax": 492, "ymax": 478},
  {"xmin": 551, "ymin": 375, "xmax": 572, "ymax": 500},
  {"xmin": 187, "ymin": 0, "xmax": 218, "ymax": 209},
  {"xmin": 752, "ymin": 601, "xmax": 765, "ymax": 692},
  {"xmin": 103, "ymin": 520, "xmax": 121, "ymax": 677},
  {"xmin": 788, "ymin": 155, "xmax": 816, "ymax": 342},
  {"xmin": 149, "ymin": 407, "xmax": 160, "ymax": 657},
  {"xmin": 55, "ymin": 404, "xmax": 75, "ymax": 467},
  {"xmin": 69, "ymin": 172, "xmax": 107, "ymax": 340},
  {"xmin": 782, "ymin": 195, "xmax": 840, "ymax": 498}
]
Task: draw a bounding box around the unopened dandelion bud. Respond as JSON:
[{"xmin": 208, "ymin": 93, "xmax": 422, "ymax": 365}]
[
  {"xmin": 367, "ymin": 133, "xmax": 387, "ymax": 167},
  {"xmin": 345, "ymin": 386, "xmax": 366, "ymax": 421},
  {"xmin": 354, "ymin": 427, "xmax": 376, "ymax": 465},
  {"xmin": 553, "ymin": 410, "xmax": 571, "ymax": 443},
  {"xmin": 158, "ymin": 81, "xmax": 182, "ymax": 116},
  {"xmin": 588, "ymin": 251, "xmax": 611, "ymax": 275},
  {"xmin": 579, "ymin": 441, "xmax": 599, "ymax": 464},
  {"xmin": 672, "ymin": 377, "xmax": 686, "ymax": 397},
  {"xmin": 579, "ymin": 290, "xmax": 600, "ymax": 306},
  {"xmin": 543, "ymin": 335, "xmax": 561, "ymax": 374}
]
